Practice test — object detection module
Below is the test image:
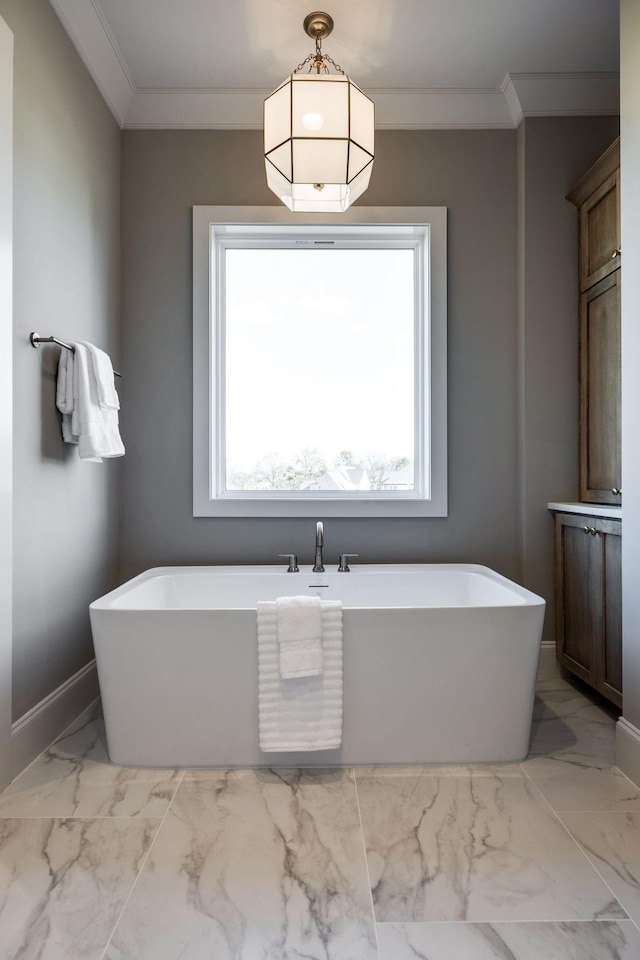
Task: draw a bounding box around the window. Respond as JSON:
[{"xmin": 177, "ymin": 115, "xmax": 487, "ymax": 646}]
[
  {"xmin": 225, "ymin": 239, "xmax": 417, "ymax": 495},
  {"xmin": 193, "ymin": 207, "xmax": 447, "ymax": 517}
]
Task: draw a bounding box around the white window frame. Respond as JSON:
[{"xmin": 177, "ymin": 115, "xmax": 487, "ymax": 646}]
[{"xmin": 193, "ymin": 206, "xmax": 447, "ymax": 518}]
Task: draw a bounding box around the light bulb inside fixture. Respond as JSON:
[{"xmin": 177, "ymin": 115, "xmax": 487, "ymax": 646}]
[{"xmin": 302, "ymin": 112, "xmax": 324, "ymax": 131}]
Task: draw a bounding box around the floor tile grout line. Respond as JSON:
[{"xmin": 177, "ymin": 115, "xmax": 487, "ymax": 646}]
[
  {"xmin": 351, "ymin": 767, "xmax": 382, "ymax": 960},
  {"xmin": 0, "ymin": 814, "xmax": 169, "ymax": 820},
  {"xmin": 550, "ymin": 806, "xmax": 640, "ymax": 938},
  {"xmin": 0, "ymin": 773, "xmax": 185, "ymax": 818},
  {"xmin": 374, "ymin": 918, "xmax": 640, "ymax": 926},
  {"xmin": 97, "ymin": 768, "xmax": 186, "ymax": 960},
  {"xmin": 520, "ymin": 762, "xmax": 632, "ymax": 924},
  {"xmin": 3, "ymin": 768, "xmax": 183, "ymax": 788},
  {"xmin": 0, "ymin": 776, "xmax": 183, "ymax": 800},
  {"xmin": 535, "ymin": 809, "xmax": 640, "ymax": 815}
]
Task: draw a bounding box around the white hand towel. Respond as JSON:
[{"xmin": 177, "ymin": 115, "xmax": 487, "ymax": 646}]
[
  {"xmin": 56, "ymin": 348, "xmax": 78, "ymax": 445},
  {"xmin": 258, "ymin": 600, "xmax": 343, "ymax": 752},
  {"xmin": 73, "ymin": 342, "xmax": 125, "ymax": 461},
  {"xmin": 276, "ymin": 595, "xmax": 323, "ymax": 678},
  {"xmin": 79, "ymin": 340, "xmax": 120, "ymax": 411}
]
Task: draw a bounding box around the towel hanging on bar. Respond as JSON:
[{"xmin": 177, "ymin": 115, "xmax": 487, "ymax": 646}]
[
  {"xmin": 30, "ymin": 332, "xmax": 122, "ymax": 377},
  {"xmin": 55, "ymin": 340, "xmax": 125, "ymax": 461}
]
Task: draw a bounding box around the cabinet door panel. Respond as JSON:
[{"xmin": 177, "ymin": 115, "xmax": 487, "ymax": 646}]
[
  {"xmin": 554, "ymin": 515, "xmax": 622, "ymax": 708},
  {"xmin": 580, "ymin": 171, "xmax": 620, "ymax": 290},
  {"xmin": 580, "ymin": 272, "xmax": 621, "ymax": 503},
  {"xmin": 601, "ymin": 522, "xmax": 622, "ymax": 706},
  {"xmin": 556, "ymin": 517, "xmax": 595, "ymax": 682}
]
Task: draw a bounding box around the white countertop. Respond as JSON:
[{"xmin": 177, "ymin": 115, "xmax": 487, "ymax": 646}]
[{"xmin": 548, "ymin": 501, "xmax": 622, "ymax": 519}]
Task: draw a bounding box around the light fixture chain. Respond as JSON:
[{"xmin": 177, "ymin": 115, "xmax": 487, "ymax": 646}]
[
  {"xmin": 323, "ymin": 54, "xmax": 345, "ymax": 75},
  {"xmin": 293, "ymin": 53, "xmax": 315, "ymax": 74},
  {"xmin": 293, "ymin": 51, "xmax": 345, "ymax": 76}
]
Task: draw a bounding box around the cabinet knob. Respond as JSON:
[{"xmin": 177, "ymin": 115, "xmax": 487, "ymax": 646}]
[
  {"xmin": 611, "ymin": 248, "xmax": 622, "ymax": 259},
  {"xmin": 583, "ymin": 526, "xmax": 590, "ymax": 534},
  {"xmin": 611, "ymin": 487, "xmax": 622, "ymax": 496},
  {"xmin": 584, "ymin": 526, "xmax": 597, "ymax": 535}
]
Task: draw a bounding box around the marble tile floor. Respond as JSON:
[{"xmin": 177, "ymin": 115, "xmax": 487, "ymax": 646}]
[{"xmin": 2, "ymin": 679, "xmax": 640, "ymax": 959}]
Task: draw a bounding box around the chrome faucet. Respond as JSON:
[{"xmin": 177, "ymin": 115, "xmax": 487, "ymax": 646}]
[{"xmin": 313, "ymin": 521, "xmax": 325, "ymax": 573}]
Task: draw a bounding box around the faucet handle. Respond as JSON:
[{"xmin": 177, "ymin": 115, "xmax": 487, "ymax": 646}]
[
  {"xmin": 338, "ymin": 554, "xmax": 358, "ymax": 572},
  {"xmin": 277, "ymin": 554, "xmax": 299, "ymax": 573}
]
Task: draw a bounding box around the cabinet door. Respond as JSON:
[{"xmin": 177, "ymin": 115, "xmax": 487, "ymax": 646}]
[
  {"xmin": 580, "ymin": 272, "xmax": 621, "ymax": 504},
  {"xmin": 555, "ymin": 514, "xmax": 598, "ymax": 686},
  {"xmin": 597, "ymin": 519, "xmax": 622, "ymax": 707},
  {"xmin": 579, "ymin": 169, "xmax": 620, "ymax": 291}
]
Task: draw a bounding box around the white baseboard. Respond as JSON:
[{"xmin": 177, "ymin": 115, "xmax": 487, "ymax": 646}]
[
  {"xmin": 617, "ymin": 717, "xmax": 640, "ymax": 788},
  {"xmin": 11, "ymin": 660, "xmax": 99, "ymax": 780},
  {"xmin": 537, "ymin": 641, "xmax": 560, "ymax": 681}
]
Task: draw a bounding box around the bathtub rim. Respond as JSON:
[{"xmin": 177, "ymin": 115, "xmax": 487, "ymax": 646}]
[{"xmin": 90, "ymin": 563, "xmax": 546, "ymax": 613}]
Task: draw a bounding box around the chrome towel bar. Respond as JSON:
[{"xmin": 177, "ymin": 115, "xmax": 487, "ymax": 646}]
[{"xmin": 30, "ymin": 332, "xmax": 122, "ymax": 377}]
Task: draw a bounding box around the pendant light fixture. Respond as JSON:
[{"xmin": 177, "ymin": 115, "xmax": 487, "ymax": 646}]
[{"xmin": 264, "ymin": 11, "xmax": 374, "ymax": 213}]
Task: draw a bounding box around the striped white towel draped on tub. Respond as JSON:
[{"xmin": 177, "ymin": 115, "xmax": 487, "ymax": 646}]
[{"xmin": 257, "ymin": 600, "xmax": 343, "ymax": 752}]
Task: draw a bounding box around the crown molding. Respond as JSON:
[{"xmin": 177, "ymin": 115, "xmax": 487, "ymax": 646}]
[
  {"xmin": 123, "ymin": 86, "xmax": 516, "ymax": 130},
  {"xmin": 502, "ymin": 75, "xmax": 525, "ymax": 127},
  {"xmin": 49, "ymin": 0, "xmax": 134, "ymax": 125},
  {"xmin": 115, "ymin": 73, "xmax": 624, "ymax": 131},
  {"xmin": 507, "ymin": 72, "xmax": 619, "ymax": 124},
  {"xmin": 48, "ymin": 3, "xmax": 620, "ymax": 130}
]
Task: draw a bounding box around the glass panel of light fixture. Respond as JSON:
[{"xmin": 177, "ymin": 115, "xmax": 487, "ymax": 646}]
[
  {"xmin": 291, "ymin": 75, "xmax": 349, "ymax": 139},
  {"xmin": 349, "ymin": 84, "xmax": 375, "ymax": 155},
  {"xmin": 347, "ymin": 143, "xmax": 373, "ymax": 183},
  {"xmin": 289, "ymin": 182, "xmax": 350, "ymax": 213},
  {"xmin": 265, "ymin": 164, "xmax": 295, "ymax": 209},
  {"xmin": 263, "ymin": 80, "xmax": 292, "ymax": 153},
  {"xmin": 265, "ymin": 141, "xmax": 293, "ymax": 181},
  {"xmin": 292, "ymin": 138, "xmax": 349, "ymax": 184},
  {"xmin": 344, "ymin": 165, "xmax": 373, "ymax": 206}
]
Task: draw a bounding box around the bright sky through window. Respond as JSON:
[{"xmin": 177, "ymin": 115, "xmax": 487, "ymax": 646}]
[{"xmin": 224, "ymin": 247, "xmax": 415, "ymax": 492}]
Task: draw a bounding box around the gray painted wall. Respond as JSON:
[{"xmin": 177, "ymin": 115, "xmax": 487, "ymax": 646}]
[
  {"xmin": 120, "ymin": 129, "xmax": 521, "ymax": 580},
  {"xmin": 0, "ymin": 0, "xmax": 121, "ymax": 721},
  {"xmin": 120, "ymin": 124, "xmax": 617, "ymax": 629},
  {"xmin": 518, "ymin": 116, "xmax": 620, "ymax": 643},
  {"xmin": 621, "ymin": 0, "xmax": 640, "ymax": 733}
]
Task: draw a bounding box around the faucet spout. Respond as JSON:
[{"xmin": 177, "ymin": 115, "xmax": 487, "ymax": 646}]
[{"xmin": 313, "ymin": 521, "xmax": 324, "ymax": 573}]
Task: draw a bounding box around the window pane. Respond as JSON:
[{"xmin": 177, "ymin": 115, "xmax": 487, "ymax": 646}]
[{"xmin": 224, "ymin": 247, "xmax": 415, "ymax": 493}]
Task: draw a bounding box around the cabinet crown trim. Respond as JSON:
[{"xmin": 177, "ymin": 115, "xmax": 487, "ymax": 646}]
[{"xmin": 567, "ymin": 137, "xmax": 620, "ymax": 208}]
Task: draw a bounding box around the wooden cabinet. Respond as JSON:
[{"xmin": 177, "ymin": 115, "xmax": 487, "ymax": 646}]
[
  {"xmin": 577, "ymin": 164, "xmax": 620, "ymax": 292},
  {"xmin": 554, "ymin": 140, "xmax": 622, "ymax": 705},
  {"xmin": 555, "ymin": 512, "xmax": 622, "ymax": 707},
  {"xmin": 580, "ymin": 272, "xmax": 621, "ymax": 502},
  {"xmin": 568, "ymin": 139, "xmax": 621, "ymax": 505}
]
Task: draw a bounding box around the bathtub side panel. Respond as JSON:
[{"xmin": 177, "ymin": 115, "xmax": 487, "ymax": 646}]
[
  {"xmin": 90, "ymin": 609, "xmax": 260, "ymax": 767},
  {"xmin": 90, "ymin": 602, "xmax": 544, "ymax": 767},
  {"xmin": 342, "ymin": 605, "xmax": 544, "ymax": 764}
]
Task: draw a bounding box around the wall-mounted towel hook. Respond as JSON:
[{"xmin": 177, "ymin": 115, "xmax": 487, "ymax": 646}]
[{"xmin": 30, "ymin": 332, "xmax": 122, "ymax": 377}]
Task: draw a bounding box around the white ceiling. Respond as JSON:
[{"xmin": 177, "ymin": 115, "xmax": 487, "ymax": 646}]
[{"xmin": 49, "ymin": 0, "xmax": 620, "ymax": 129}]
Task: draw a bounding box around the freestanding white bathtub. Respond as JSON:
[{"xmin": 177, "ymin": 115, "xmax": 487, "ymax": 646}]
[{"xmin": 89, "ymin": 564, "xmax": 545, "ymax": 768}]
